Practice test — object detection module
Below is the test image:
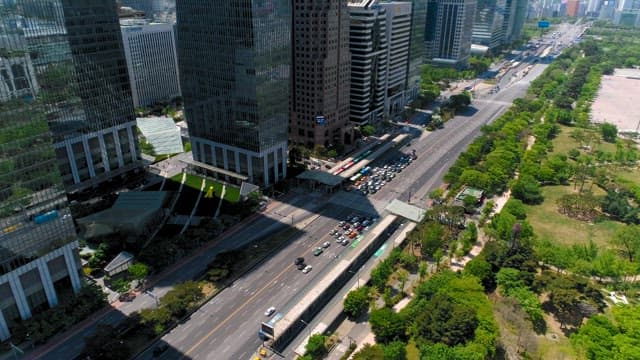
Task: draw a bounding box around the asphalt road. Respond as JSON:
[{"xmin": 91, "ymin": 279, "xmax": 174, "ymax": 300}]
[
  {"xmin": 35, "ymin": 195, "xmax": 327, "ymax": 360},
  {"xmin": 136, "ymin": 67, "xmax": 547, "ymax": 360},
  {"xmin": 136, "ymin": 203, "xmax": 378, "ymax": 360}
]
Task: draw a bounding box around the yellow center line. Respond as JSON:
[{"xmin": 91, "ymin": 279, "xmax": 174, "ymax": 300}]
[
  {"xmin": 182, "ymin": 209, "xmax": 345, "ymax": 358},
  {"xmin": 182, "ymin": 262, "xmax": 295, "ymax": 358}
]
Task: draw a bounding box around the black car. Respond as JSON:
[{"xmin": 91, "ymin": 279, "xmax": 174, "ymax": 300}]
[
  {"xmin": 295, "ymin": 257, "xmax": 305, "ymax": 265},
  {"xmin": 297, "ymin": 263, "xmax": 306, "ymax": 270}
]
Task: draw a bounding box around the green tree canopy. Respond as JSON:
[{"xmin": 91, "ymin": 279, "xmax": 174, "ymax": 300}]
[{"xmin": 343, "ymin": 286, "xmax": 370, "ymax": 319}]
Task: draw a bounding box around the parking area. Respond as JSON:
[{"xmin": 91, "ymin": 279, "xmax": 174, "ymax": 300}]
[{"xmin": 350, "ymin": 151, "xmax": 417, "ymax": 196}]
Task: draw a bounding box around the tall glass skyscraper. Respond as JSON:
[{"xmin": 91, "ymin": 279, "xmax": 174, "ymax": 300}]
[
  {"xmin": 176, "ymin": 0, "xmax": 290, "ymax": 187},
  {"xmin": 0, "ymin": 0, "xmax": 139, "ymax": 340},
  {"xmin": 407, "ymin": 0, "xmax": 426, "ymax": 101}
]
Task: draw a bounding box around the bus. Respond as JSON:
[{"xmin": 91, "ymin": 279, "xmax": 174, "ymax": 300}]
[
  {"xmin": 349, "ymin": 173, "xmax": 362, "ymax": 182},
  {"xmin": 360, "ymin": 167, "xmax": 371, "ymax": 175}
]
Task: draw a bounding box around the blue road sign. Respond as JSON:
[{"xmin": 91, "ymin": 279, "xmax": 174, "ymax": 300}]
[{"xmin": 538, "ymin": 21, "xmax": 550, "ymax": 28}]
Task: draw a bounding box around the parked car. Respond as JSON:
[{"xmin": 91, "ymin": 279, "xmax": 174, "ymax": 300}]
[
  {"xmin": 341, "ymin": 239, "xmax": 350, "ymax": 246},
  {"xmin": 118, "ymin": 292, "xmax": 136, "ymax": 302}
]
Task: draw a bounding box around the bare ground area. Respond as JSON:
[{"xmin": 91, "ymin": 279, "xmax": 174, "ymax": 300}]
[
  {"xmin": 591, "ymin": 70, "xmax": 640, "ymax": 132},
  {"xmin": 490, "ymin": 292, "xmax": 576, "ymax": 360}
]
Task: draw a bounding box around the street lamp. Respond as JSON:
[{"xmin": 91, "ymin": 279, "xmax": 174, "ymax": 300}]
[
  {"xmin": 348, "ymin": 269, "xmax": 360, "ymax": 288},
  {"xmin": 145, "ymin": 290, "xmax": 159, "ymax": 306},
  {"xmin": 300, "ymin": 319, "xmax": 311, "ymax": 339}
]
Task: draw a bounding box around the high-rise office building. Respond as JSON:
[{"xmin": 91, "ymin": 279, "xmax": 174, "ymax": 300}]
[
  {"xmin": 380, "ymin": 2, "xmax": 412, "ymax": 115},
  {"xmin": 348, "ymin": 1, "xmax": 388, "ymax": 125},
  {"xmin": 511, "ymin": 0, "xmax": 527, "ymax": 41},
  {"xmin": 424, "ymin": 0, "xmax": 476, "ymax": 69},
  {"xmin": 348, "ymin": 0, "xmax": 412, "ymax": 125},
  {"xmin": 472, "ymin": 0, "xmax": 506, "ymax": 51},
  {"xmin": 502, "ymin": 0, "xmax": 527, "ymax": 43},
  {"xmin": 120, "ymin": 19, "xmax": 181, "ymax": 107},
  {"xmin": 176, "ymin": 0, "xmax": 290, "ymax": 187},
  {"xmin": 290, "ymin": 0, "xmax": 351, "ymax": 148},
  {"xmin": 406, "ymin": 0, "xmax": 426, "ymax": 101},
  {"xmin": 49, "ymin": 0, "xmax": 141, "ymax": 193},
  {"xmin": 2, "ymin": 0, "xmax": 141, "ymax": 340}
]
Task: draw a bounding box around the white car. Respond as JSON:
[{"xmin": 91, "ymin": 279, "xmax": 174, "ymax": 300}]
[
  {"xmin": 302, "ymin": 265, "xmax": 313, "ymax": 274},
  {"xmin": 265, "ymin": 306, "xmax": 276, "ymax": 316}
]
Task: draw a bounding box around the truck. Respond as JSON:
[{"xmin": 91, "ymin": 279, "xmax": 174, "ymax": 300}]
[{"xmin": 34, "ymin": 210, "xmax": 59, "ymax": 225}]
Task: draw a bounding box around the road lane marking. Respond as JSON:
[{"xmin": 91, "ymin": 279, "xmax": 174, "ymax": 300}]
[{"xmin": 180, "ymin": 261, "xmax": 294, "ymax": 358}]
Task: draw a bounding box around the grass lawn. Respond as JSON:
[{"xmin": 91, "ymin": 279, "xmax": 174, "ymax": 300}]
[
  {"xmin": 406, "ymin": 339, "xmax": 420, "ymax": 360},
  {"xmin": 551, "ymin": 124, "xmax": 617, "ymax": 156},
  {"xmin": 170, "ymin": 173, "xmax": 241, "ymax": 203},
  {"xmin": 612, "ymin": 166, "xmax": 640, "ymax": 184},
  {"xmin": 524, "ymin": 185, "xmax": 625, "ymax": 248}
]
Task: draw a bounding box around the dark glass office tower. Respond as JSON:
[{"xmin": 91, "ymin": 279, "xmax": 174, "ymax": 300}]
[
  {"xmin": 1, "ymin": 0, "xmax": 139, "ymax": 340},
  {"xmin": 407, "ymin": 0, "xmax": 426, "ymax": 101},
  {"xmin": 176, "ymin": 0, "xmax": 290, "ymax": 187}
]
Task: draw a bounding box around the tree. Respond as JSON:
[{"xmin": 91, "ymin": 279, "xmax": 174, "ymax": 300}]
[
  {"xmin": 464, "ymin": 257, "xmax": 495, "ymax": 292},
  {"xmin": 128, "ymin": 262, "xmax": 149, "ymax": 280},
  {"xmin": 601, "ymin": 123, "xmax": 618, "ymax": 143},
  {"xmin": 496, "ymin": 268, "xmax": 525, "ymax": 295},
  {"xmin": 397, "ymin": 269, "xmax": 409, "ymax": 294},
  {"xmin": 511, "ymin": 175, "xmax": 543, "ymax": 204},
  {"xmin": 353, "ymin": 344, "xmax": 384, "ymax": 360},
  {"xmin": 160, "ymin": 281, "xmax": 204, "ymax": 318},
  {"xmin": 83, "ymin": 324, "xmax": 130, "ymax": 360},
  {"xmin": 462, "ymin": 195, "xmax": 478, "ymax": 213},
  {"xmin": 369, "ymin": 307, "xmax": 406, "ymax": 344},
  {"xmin": 383, "ymin": 341, "xmax": 407, "ymax": 360},
  {"xmin": 344, "ymin": 286, "xmax": 370, "ymax": 319},
  {"xmin": 414, "ymin": 293, "xmax": 478, "ymax": 346},
  {"xmin": 361, "ymin": 124, "xmax": 376, "ymax": 137},
  {"xmin": 420, "ymin": 222, "xmax": 445, "ymax": 258},
  {"xmin": 611, "ymin": 225, "xmax": 640, "ymax": 262},
  {"xmin": 305, "ymin": 334, "xmax": 327, "ymax": 359},
  {"xmin": 503, "ymin": 198, "xmax": 527, "ymax": 220}
]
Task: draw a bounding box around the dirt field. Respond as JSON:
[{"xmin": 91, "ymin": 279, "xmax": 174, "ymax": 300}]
[{"xmin": 591, "ymin": 69, "xmax": 640, "ymax": 132}]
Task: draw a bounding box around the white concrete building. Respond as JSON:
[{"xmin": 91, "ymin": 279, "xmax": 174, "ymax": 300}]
[
  {"xmin": 0, "ymin": 242, "xmax": 82, "ymax": 341},
  {"xmin": 347, "ymin": 0, "xmax": 412, "ymax": 124},
  {"xmin": 120, "ymin": 20, "xmax": 181, "ymax": 107}
]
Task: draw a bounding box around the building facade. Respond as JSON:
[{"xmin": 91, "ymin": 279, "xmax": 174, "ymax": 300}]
[
  {"xmin": 348, "ymin": 1, "xmax": 388, "ymax": 125},
  {"xmin": 0, "ymin": 0, "xmax": 118, "ymax": 340},
  {"xmin": 472, "ymin": 0, "xmax": 507, "ymax": 51},
  {"xmin": 290, "ymin": 0, "xmax": 352, "ymax": 148},
  {"xmin": 46, "ymin": 0, "xmax": 141, "ymax": 193},
  {"xmin": 424, "ymin": 0, "xmax": 476, "ymax": 69},
  {"xmin": 380, "ymin": 2, "xmax": 412, "ymax": 116},
  {"xmin": 176, "ymin": 0, "xmax": 290, "ymax": 187},
  {"xmin": 406, "ymin": 0, "xmax": 426, "ymax": 101},
  {"xmin": 120, "ymin": 20, "xmax": 181, "ymax": 107}
]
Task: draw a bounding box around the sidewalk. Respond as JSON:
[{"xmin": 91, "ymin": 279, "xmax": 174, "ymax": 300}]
[{"xmin": 22, "ymin": 193, "xmax": 298, "ymax": 360}]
